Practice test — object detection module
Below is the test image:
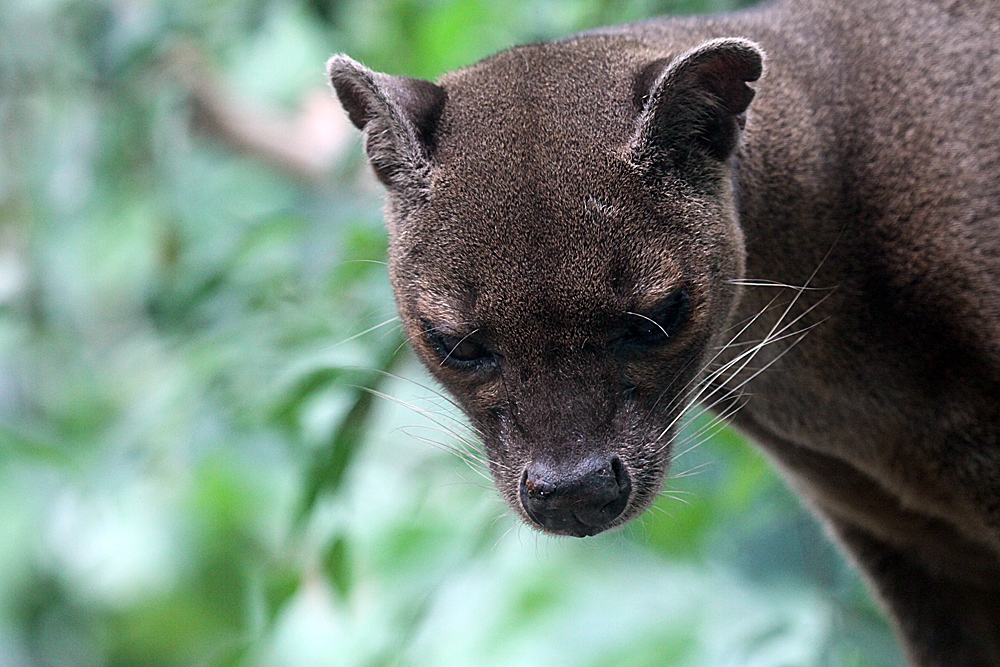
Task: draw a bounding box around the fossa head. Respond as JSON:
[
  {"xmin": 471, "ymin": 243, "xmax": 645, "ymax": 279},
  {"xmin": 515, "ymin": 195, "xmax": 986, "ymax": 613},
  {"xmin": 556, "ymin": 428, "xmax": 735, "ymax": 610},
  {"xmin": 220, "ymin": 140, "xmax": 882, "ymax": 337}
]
[{"xmin": 330, "ymin": 36, "xmax": 764, "ymax": 536}]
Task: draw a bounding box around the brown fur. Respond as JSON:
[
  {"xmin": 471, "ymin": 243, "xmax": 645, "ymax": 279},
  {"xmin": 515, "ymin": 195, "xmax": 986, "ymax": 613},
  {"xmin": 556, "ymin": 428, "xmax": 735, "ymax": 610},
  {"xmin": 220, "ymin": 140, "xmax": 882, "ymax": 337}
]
[{"xmin": 327, "ymin": 1, "xmax": 1000, "ymax": 664}]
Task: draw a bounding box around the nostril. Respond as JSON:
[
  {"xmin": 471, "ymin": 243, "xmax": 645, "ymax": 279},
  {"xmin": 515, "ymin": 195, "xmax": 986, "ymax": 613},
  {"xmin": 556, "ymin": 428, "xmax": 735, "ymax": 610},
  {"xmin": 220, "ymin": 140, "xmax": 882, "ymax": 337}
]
[
  {"xmin": 610, "ymin": 455, "xmax": 629, "ymax": 495},
  {"xmin": 606, "ymin": 454, "xmax": 631, "ymax": 514},
  {"xmin": 520, "ymin": 466, "xmax": 545, "ymax": 528},
  {"xmin": 523, "ymin": 466, "xmax": 554, "ymax": 497}
]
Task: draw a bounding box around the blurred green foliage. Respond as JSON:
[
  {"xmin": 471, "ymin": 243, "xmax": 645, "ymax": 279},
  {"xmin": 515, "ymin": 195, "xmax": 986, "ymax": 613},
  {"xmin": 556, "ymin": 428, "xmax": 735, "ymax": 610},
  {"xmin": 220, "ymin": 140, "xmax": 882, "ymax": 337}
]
[{"xmin": 0, "ymin": 0, "xmax": 906, "ymax": 666}]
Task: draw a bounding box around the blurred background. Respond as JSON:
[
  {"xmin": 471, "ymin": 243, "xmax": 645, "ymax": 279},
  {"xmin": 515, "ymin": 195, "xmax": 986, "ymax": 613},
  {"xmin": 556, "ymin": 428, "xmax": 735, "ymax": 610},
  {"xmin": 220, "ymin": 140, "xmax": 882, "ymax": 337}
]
[{"xmin": 0, "ymin": 0, "xmax": 907, "ymax": 665}]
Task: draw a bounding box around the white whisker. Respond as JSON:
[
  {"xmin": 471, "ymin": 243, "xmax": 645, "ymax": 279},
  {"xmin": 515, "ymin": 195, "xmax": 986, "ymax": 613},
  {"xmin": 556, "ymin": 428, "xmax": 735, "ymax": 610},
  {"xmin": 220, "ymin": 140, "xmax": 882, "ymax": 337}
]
[{"xmin": 325, "ymin": 315, "xmax": 401, "ymax": 349}]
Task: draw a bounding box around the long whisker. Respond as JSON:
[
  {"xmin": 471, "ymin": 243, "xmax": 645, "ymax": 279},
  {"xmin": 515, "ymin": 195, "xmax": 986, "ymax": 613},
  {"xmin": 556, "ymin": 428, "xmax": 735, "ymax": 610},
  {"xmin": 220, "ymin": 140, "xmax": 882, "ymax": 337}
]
[
  {"xmin": 684, "ymin": 286, "xmax": 833, "ymax": 415},
  {"xmin": 642, "ymin": 291, "xmax": 785, "ymax": 421},
  {"xmin": 402, "ymin": 429, "xmax": 494, "ymax": 482},
  {"xmin": 649, "ymin": 270, "xmax": 836, "ymax": 460},
  {"xmin": 401, "ymin": 423, "xmax": 488, "ymax": 463},
  {"xmin": 658, "ymin": 491, "xmax": 694, "ymax": 507},
  {"xmin": 654, "ymin": 317, "xmax": 818, "ymax": 453},
  {"xmin": 325, "ymin": 315, "xmax": 401, "ymax": 349},
  {"xmin": 670, "ymin": 391, "xmax": 747, "ymax": 458},
  {"xmin": 668, "ymin": 460, "xmax": 715, "ymax": 479},
  {"xmin": 650, "ymin": 291, "xmax": 786, "ymax": 420},
  {"xmin": 625, "ymin": 311, "xmax": 671, "ymax": 339},
  {"xmin": 361, "ymin": 368, "xmax": 485, "ymax": 434},
  {"xmin": 727, "ymin": 278, "xmax": 833, "ymax": 291},
  {"xmin": 439, "ymin": 328, "xmax": 481, "ymax": 367},
  {"xmin": 356, "ymin": 386, "xmax": 499, "ymax": 463}
]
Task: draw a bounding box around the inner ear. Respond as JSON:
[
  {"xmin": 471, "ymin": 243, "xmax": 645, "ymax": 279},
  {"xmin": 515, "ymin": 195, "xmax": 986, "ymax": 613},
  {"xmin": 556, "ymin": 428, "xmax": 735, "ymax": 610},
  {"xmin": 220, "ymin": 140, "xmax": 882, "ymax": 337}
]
[
  {"xmin": 391, "ymin": 76, "xmax": 448, "ymax": 148},
  {"xmin": 632, "ymin": 38, "xmax": 765, "ymax": 176},
  {"xmin": 691, "ymin": 43, "xmax": 763, "ymax": 114}
]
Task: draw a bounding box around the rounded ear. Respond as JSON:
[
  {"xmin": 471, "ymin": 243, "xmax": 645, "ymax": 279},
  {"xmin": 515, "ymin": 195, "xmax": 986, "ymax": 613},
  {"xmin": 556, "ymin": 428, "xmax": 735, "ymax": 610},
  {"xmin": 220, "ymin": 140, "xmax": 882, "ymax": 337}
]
[
  {"xmin": 327, "ymin": 55, "xmax": 446, "ymax": 190},
  {"xmin": 631, "ymin": 38, "xmax": 765, "ymax": 181}
]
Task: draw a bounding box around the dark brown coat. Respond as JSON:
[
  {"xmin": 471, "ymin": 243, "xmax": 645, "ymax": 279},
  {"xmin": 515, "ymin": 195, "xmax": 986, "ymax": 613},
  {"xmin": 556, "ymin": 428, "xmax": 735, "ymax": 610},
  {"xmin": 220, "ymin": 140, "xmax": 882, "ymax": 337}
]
[{"xmin": 328, "ymin": 1, "xmax": 1000, "ymax": 664}]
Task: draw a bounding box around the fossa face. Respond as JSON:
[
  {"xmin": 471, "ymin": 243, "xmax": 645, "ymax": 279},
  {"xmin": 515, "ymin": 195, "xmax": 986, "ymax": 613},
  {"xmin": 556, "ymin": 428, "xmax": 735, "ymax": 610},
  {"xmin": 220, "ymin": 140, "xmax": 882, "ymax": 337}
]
[{"xmin": 330, "ymin": 38, "xmax": 763, "ymax": 536}]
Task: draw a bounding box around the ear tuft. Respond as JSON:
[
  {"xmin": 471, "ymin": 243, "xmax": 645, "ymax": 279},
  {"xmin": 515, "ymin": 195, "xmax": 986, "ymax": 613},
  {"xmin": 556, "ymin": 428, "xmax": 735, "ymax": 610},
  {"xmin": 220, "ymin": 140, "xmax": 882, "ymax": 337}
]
[
  {"xmin": 326, "ymin": 55, "xmax": 446, "ymax": 189},
  {"xmin": 632, "ymin": 38, "xmax": 766, "ymax": 178}
]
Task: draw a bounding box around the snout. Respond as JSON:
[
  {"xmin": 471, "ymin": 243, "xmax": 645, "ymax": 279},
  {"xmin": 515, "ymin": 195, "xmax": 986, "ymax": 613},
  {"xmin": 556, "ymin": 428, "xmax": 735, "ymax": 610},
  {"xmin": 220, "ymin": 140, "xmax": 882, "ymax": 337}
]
[{"xmin": 519, "ymin": 455, "xmax": 632, "ymax": 537}]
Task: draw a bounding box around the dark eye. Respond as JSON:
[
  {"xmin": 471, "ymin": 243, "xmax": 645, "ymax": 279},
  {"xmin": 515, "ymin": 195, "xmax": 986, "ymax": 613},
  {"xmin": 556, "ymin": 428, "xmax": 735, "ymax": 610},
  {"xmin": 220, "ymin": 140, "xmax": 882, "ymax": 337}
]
[
  {"xmin": 624, "ymin": 288, "xmax": 690, "ymax": 346},
  {"xmin": 426, "ymin": 326, "xmax": 495, "ymax": 368}
]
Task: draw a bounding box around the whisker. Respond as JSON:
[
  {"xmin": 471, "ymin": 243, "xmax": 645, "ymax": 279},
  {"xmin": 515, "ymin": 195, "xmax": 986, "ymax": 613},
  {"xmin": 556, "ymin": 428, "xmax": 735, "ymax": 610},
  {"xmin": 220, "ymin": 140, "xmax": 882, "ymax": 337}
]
[
  {"xmin": 668, "ymin": 460, "xmax": 715, "ymax": 479},
  {"xmin": 360, "ymin": 385, "xmax": 474, "ymax": 436},
  {"xmin": 658, "ymin": 491, "xmax": 694, "ymax": 507},
  {"xmin": 356, "ymin": 386, "xmax": 501, "ymax": 469},
  {"xmin": 437, "ymin": 328, "xmax": 481, "ymax": 367},
  {"xmin": 401, "ymin": 425, "xmax": 489, "ymax": 466},
  {"xmin": 648, "ymin": 264, "xmax": 837, "ymax": 462},
  {"xmin": 625, "ymin": 311, "xmax": 671, "ymax": 339},
  {"xmin": 687, "ymin": 289, "xmax": 832, "ymax": 411},
  {"xmin": 727, "ymin": 278, "xmax": 832, "ymax": 291},
  {"xmin": 663, "ymin": 315, "xmax": 821, "ymax": 453},
  {"xmin": 494, "ymin": 517, "xmax": 519, "ymax": 550},
  {"xmin": 650, "ymin": 291, "xmax": 786, "ymax": 420},
  {"xmin": 325, "ymin": 315, "xmax": 401, "ymax": 349},
  {"xmin": 670, "ymin": 393, "xmax": 747, "ymax": 458},
  {"xmin": 361, "ymin": 368, "xmax": 486, "ymax": 434},
  {"xmin": 375, "ymin": 322, "xmax": 406, "ymax": 345},
  {"xmin": 339, "ymin": 258, "xmax": 388, "ymax": 267}
]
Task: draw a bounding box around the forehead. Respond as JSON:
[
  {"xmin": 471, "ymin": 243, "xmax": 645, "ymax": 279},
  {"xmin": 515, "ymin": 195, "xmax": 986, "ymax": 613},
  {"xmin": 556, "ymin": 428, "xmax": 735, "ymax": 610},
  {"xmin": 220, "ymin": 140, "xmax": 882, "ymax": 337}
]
[
  {"xmin": 434, "ymin": 38, "xmax": 651, "ymax": 176},
  {"xmin": 420, "ymin": 42, "xmax": 650, "ymax": 257},
  {"xmin": 394, "ymin": 40, "xmax": 692, "ymax": 330},
  {"xmin": 403, "ymin": 179, "xmax": 688, "ymax": 335}
]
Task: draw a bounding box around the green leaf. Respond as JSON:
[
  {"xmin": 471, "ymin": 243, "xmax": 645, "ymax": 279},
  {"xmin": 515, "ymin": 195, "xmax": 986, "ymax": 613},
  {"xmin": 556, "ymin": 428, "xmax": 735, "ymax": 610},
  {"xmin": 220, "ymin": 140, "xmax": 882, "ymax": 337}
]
[
  {"xmin": 295, "ymin": 331, "xmax": 407, "ymax": 525},
  {"xmin": 0, "ymin": 426, "xmax": 73, "ymax": 467},
  {"xmin": 322, "ymin": 534, "xmax": 352, "ymax": 600}
]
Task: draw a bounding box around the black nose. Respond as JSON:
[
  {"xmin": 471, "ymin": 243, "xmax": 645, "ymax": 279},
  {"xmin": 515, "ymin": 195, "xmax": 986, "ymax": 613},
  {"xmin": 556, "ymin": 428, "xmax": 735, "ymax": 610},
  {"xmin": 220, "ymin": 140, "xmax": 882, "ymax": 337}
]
[{"xmin": 519, "ymin": 455, "xmax": 632, "ymax": 537}]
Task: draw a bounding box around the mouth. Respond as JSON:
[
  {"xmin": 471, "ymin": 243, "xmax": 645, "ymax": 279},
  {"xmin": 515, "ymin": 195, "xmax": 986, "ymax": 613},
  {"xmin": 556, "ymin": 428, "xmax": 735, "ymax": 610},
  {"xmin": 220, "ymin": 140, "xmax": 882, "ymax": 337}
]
[{"xmin": 517, "ymin": 455, "xmax": 633, "ymax": 537}]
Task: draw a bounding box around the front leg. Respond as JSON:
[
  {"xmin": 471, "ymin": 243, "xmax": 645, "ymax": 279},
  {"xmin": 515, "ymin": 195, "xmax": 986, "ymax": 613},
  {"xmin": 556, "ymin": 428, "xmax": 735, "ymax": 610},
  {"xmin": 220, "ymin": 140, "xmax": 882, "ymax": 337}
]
[
  {"xmin": 830, "ymin": 519, "xmax": 1000, "ymax": 667},
  {"xmin": 737, "ymin": 424, "xmax": 1000, "ymax": 666}
]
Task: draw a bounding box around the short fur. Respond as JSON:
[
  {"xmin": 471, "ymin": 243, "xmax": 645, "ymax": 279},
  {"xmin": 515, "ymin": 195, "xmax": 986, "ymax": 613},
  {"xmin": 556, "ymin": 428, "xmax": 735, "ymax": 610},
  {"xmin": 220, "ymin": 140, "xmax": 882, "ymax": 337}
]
[{"xmin": 328, "ymin": 1, "xmax": 1000, "ymax": 664}]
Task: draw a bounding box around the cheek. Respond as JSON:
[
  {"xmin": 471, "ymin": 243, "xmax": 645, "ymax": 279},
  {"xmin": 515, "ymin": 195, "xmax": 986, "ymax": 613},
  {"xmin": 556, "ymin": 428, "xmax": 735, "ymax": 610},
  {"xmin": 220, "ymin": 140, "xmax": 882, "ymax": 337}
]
[
  {"xmin": 427, "ymin": 370, "xmax": 510, "ymax": 430},
  {"xmin": 625, "ymin": 339, "xmax": 712, "ymax": 401}
]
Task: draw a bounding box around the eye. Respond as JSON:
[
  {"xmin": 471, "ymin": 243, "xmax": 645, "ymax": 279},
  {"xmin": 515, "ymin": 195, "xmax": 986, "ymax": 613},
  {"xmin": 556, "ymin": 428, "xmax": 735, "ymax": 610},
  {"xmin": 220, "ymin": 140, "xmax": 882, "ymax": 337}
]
[
  {"xmin": 624, "ymin": 288, "xmax": 690, "ymax": 346},
  {"xmin": 426, "ymin": 326, "xmax": 496, "ymax": 368}
]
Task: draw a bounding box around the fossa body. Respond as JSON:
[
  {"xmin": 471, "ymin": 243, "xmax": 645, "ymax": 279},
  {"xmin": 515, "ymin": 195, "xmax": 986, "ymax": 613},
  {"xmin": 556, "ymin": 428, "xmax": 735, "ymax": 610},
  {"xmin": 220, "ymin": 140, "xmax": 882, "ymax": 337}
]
[{"xmin": 328, "ymin": 1, "xmax": 1000, "ymax": 664}]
